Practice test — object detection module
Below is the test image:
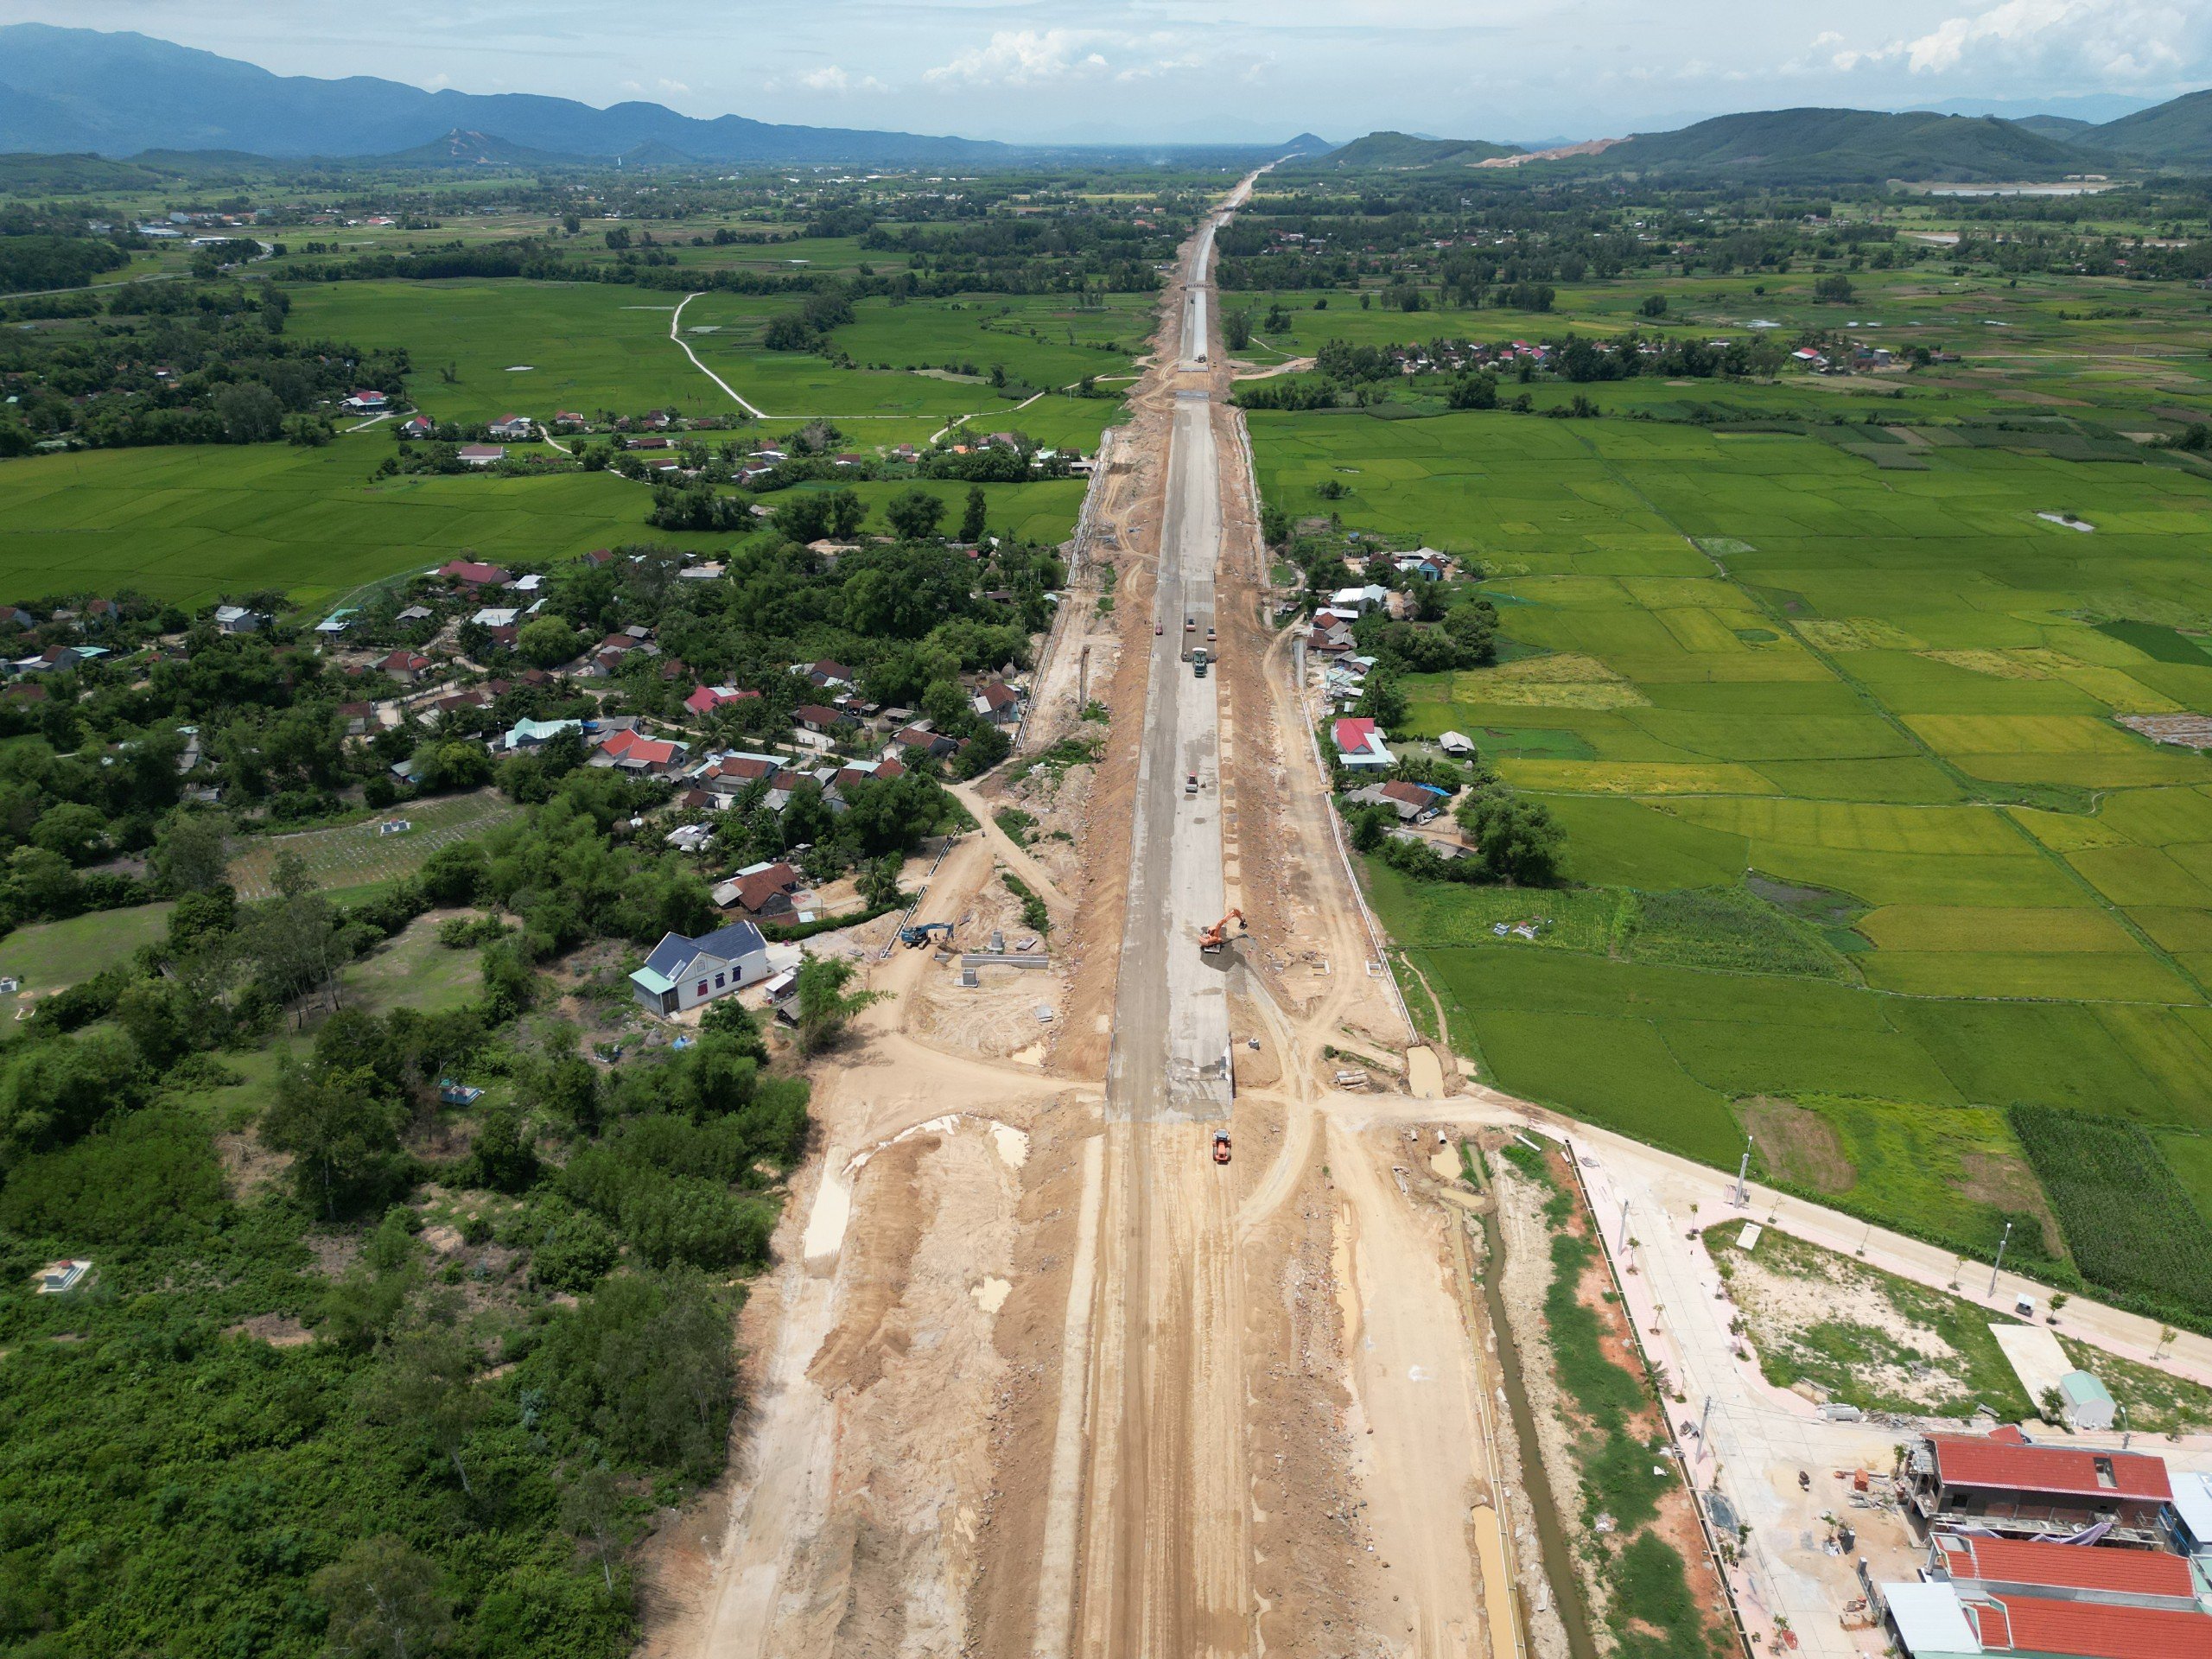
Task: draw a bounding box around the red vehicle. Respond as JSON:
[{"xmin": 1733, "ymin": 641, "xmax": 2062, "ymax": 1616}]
[
  {"xmin": 1212, "ymin": 1129, "xmax": 1231, "ymax": 1165},
  {"xmin": 1185, "ymin": 615, "xmax": 1195, "ymax": 632},
  {"xmin": 1205, "ymin": 625, "xmax": 1216, "ymax": 642},
  {"xmin": 1155, "ymin": 620, "xmax": 1164, "ymax": 634}
]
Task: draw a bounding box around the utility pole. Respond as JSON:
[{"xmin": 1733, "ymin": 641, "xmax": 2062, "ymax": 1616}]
[
  {"xmin": 1734, "ymin": 1134, "xmax": 1754, "ymax": 1207},
  {"xmin": 1987, "ymin": 1219, "xmax": 2013, "ymax": 1299},
  {"xmin": 2120, "ymin": 1402, "xmax": 2131, "ymax": 1452},
  {"xmin": 1618, "ymin": 1201, "xmax": 1632, "ymax": 1256}
]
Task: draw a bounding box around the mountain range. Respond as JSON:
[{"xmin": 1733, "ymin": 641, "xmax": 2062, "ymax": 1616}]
[
  {"xmin": 2, "ymin": 24, "xmax": 2209, "ymax": 181},
  {"xmin": 0, "ymin": 24, "xmax": 1017, "ymax": 166},
  {"xmin": 1302, "ymin": 94, "xmax": 2212, "ymax": 183}
]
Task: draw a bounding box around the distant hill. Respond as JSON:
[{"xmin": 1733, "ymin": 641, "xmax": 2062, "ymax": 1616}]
[
  {"xmin": 1565, "ymin": 108, "xmax": 2111, "ymax": 182},
  {"xmin": 1294, "ymin": 131, "xmax": 1522, "ymax": 171},
  {"xmin": 2012, "ymin": 114, "xmax": 2096, "ymax": 138},
  {"xmin": 0, "ymin": 22, "xmax": 1014, "ymax": 165},
  {"xmin": 1277, "ymin": 132, "xmax": 1335, "ymax": 157},
  {"xmin": 376, "ymin": 129, "xmax": 577, "ymax": 169},
  {"xmin": 2090, "ymin": 89, "xmax": 2212, "ymax": 167}
]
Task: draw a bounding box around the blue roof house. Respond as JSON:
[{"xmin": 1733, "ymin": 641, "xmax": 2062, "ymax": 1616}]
[{"xmin": 632, "ymin": 921, "xmax": 772, "ymax": 1016}]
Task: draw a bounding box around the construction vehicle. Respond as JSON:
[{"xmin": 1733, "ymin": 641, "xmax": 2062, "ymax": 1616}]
[
  {"xmin": 1198, "ymin": 909, "xmax": 1246, "ymax": 953},
  {"xmin": 899, "ymin": 921, "xmax": 954, "ymax": 949},
  {"xmin": 1192, "ymin": 646, "xmax": 1209, "ymax": 677},
  {"xmin": 1185, "ymin": 772, "xmax": 1198, "ymax": 797},
  {"xmin": 1212, "ymin": 1129, "xmax": 1231, "ymax": 1165}
]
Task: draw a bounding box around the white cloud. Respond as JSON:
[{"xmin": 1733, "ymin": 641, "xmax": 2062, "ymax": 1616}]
[
  {"xmin": 1808, "ymin": 0, "xmax": 2198, "ymax": 85},
  {"xmin": 924, "ymin": 29, "xmax": 1114, "ymax": 86},
  {"xmin": 798, "ymin": 65, "xmax": 887, "ymax": 93},
  {"xmin": 657, "ymin": 77, "xmax": 691, "ymax": 97}
]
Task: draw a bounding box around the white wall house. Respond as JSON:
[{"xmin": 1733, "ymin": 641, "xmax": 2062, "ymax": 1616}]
[{"xmin": 630, "ymin": 921, "xmax": 772, "ymax": 1014}]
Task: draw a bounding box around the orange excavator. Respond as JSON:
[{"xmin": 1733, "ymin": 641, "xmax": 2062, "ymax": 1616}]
[{"xmin": 1198, "ymin": 909, "xmax": 1246, "ymax": 954}]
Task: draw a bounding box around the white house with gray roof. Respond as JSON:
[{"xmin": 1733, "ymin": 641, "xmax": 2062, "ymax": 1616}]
[{"xmin": 630, "ymin": 921, "xmax": 772, "ymax": 1015}]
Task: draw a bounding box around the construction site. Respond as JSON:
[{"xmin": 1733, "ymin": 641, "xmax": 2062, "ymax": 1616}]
[{"xmin": 639, "ymin": 175, "xmax": 2212, "ymax": 1659}]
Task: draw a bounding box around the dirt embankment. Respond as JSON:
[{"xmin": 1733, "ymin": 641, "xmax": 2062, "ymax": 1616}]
[{"xmin": 1249, "ymin": 1160, "xmax": 1375, "ymax": 1650}]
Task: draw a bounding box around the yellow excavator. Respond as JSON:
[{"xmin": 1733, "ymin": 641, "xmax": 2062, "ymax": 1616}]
[{"xmin": 1198, "ymin": 909, "xmax": 1246, "ymax": 955}]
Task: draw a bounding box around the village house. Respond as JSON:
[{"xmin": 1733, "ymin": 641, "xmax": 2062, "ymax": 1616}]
[
  {"xmin": 400, "ymin": 415, "xmax": 435, "ymax": 439},
  {"xmin": 713, "ymin": 861, "xmax": 803, "ymax": 918},
  {"xmin": 684, "ymin": 684, "xmax": 758, "ymax": 718},
  {"xmin": 486, "ymin": 415, "xmax": 534, "ymax": 442},
  {"xmin": 591, "ymin": 728, "xmax": 688, "ymax": 777},
  {"xmin": 457, "ymin": 444, "xmax": 505, "ymax": 467},
  {"xmin": 379, "ymin": 650, "xmax": 433, "ymax": 684},
  {"xmin": 1904, "ymin": 1428, "xmax": 2172, "ymax": 1547},
  {"xmin": 1351, "ymin": 779, "xmax": 1449, "ymax": 823},
  {"xmin": 1332, "ymin": 715, "xmax": 1395, "ymax": 770},
  {"xmin": 890, "ymin": 723, "xmax": 958, "ymax": 760},
  {"xmin": 972, "ymin": 680, "xmax": 1023, "ymax": 727},
  {"xmin": 211, "ymin": 605, "xmax": 266, "ymax": 635},
  {"xmin": 340, "ymin": 389, "xmax": 389, "ymax": 414},
  {"xmin": 500, "ymin": 717, "xmax": 585, "ymax": 752},
  {"xmin": 793, "ymin": 703, "xmax": 854, "ymax": 737},
  {"xmin": 438, "ymin": 559, "xmax": 512, "ymax": 589},
  {"xmin": 1878, "ymin": 1529, "xmax": 2212, "ymax": 1659},
  {"xmin": 629, "ymin": 920, "xmax": 771, "ymax": 1015}
]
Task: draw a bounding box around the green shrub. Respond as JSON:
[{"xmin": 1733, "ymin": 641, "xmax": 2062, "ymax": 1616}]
[{"xmin": 0, "ymin": 1109, "xmax": 226, "ymax": 1245}]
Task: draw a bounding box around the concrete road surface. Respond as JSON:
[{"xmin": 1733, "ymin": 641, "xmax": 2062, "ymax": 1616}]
[
  {"xmin": 1049, "ymin": 178, "xmax": 1255, "ymax": 1659},
  {"xmin": 1104, "ymin": 391, "xmax": 1231, "ymax": 1125}
]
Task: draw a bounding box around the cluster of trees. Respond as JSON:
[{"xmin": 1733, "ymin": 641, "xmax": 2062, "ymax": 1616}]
[
  {"xmin": 760, "ymin": 284, "xmax": 856, "ymax": 353},
  {"xmin": 1341, "ymin": 741, "xmax": 1566, "ymax": 888},
  {"xmin": 0, "ymin": 231, "xmax": 131, "ymax": 295},
  {"xmin": 0, "ymin": 281, "xmax": 400, "ymax": 453},
  {"xmin": 0, "ymin": 749, "xmax": 837, "ymax": 1654}
]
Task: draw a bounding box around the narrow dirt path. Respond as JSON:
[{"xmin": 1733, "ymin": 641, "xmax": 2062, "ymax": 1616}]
[{"xmin": 946, "ymin": 780, "xmax": 1076, "ymax": 911}]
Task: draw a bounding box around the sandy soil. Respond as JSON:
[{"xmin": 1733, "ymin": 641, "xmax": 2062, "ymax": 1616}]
[{"xmin": 645, "ymin": 171, "xmax": 1546, "ymax": 1659}]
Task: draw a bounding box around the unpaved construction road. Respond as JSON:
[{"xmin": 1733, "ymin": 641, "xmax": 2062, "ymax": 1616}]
[{"xmin": 658, "ymin": 168, "xmax": 1534, "ymax": 1659}]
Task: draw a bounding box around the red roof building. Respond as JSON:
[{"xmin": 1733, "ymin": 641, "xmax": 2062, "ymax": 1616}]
[
  {"xmin": 593, "ymin": 728, "xmax": 685, "ymax": 772},
  {"xmin": 1930, "ymin": 1533, "xmax": 2198, "ymax": 1607},
  {"xmin": 1911, "ymin": 1432, "xmax": 2172, "ymax": 1545},
  {"xmin": 1964, "ymin": 1594, "xmax": 2212, "ymax": 1659},
  {"xmin": 437, "ymin": 559, "xmax": 511, "ymax": 588}
]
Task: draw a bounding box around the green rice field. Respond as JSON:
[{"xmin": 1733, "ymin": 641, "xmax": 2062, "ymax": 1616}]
[
  {"xmin": 287, "ymin": 280, "xmax": 1143, "ymax": 443},
  {"xmin": 1273, "ymin": 387, "xmax": 2212, "ymax": 1317},
  {"xmin": 0, "ymin": 431, "xmax": 1088, "ymax": 606}
]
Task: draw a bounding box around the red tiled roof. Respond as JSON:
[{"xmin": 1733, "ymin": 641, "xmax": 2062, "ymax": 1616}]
[
  {"xmin": 599, "ymin": 728, "xmax": 681, "ymax": 766},
  {"xmin": 1936, "ymin": 1534, "xmax": 2195, "ymax": 1599},
  {"xmin": 715, "ymin": 755, "xmax": 775, "ymax": 782},
  {"xmin": 1966, "ymin": 1593, "xmax": 2212, "ymax": 1659},
  {"xmin": 1929, "ymin": 1434, "xmax": 2171, "ymax": 1502},
  {"xmin": 1332, "ymin": 716, "xmax": 1379, "ymax": 753},
  {"xmin": 438, "ymin": 559, "xmax": 509, "ymax": 585}
]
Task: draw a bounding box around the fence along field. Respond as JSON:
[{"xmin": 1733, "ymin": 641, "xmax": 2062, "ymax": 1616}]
[
  {"xmin": 1262, "ymin": 392, "xmax": 2212, "ymax": 1319},
  {"xmin": 226, "ymin": 791, "xmax": 521, "ymax": 901}
]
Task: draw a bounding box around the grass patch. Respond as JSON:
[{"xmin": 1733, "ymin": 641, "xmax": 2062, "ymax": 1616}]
[
  {"xmin": 1624, "ymin": 887, "xmax": 1847, "ymax": 980},
  {"xmin": 992, "ymin": 806, "xmax": 1037, "ymax": 849},
  {"xmin": 1001, "ymin": 873, "xmax": 1051, "ymax": 937},
  {"xmin": 0, "ymin": 904, "xmax": 175, "ymax": 1000}
]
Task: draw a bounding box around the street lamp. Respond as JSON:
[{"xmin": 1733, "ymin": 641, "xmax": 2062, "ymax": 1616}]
[
  {"xmin": 1987, "ymin": 1219, "xmax": 2012, "ymax": 1299},
  {"xmin": 1734, "ymin": 1133, "xmax": 1754, "ymax": 1207}
]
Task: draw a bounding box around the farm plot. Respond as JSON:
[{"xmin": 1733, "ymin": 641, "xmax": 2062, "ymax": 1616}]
[
  {"xmin": 2007, "ymin": 1104, "xmax": 2212, "ymax": 1327},
  {"xmin": 283, "ymin": 280, "xmax": 700, "ymax": 424},
  {"xmin": 228, "ymin": 792, "xmax": 520, "ymax": 900},
  {"xmin": 0, "ymin": 436, "xmax": 722, "ymax": 607}
]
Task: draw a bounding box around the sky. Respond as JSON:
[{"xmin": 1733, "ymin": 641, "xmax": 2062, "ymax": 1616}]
[{"xmin": 6, "ymin": 0, "xmax": 2209, "ymax": 143}]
